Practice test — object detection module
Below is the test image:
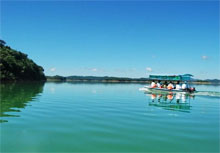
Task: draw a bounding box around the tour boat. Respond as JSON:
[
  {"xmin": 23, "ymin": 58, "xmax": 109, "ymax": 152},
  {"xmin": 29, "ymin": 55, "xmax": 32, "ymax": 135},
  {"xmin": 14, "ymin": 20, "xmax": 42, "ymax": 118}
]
[
  {"xmin": 139, "ymin": 74, "xmax": 196, "ymax": 93},
  {"xmin": 139, "ymin": 86, "xmax": 192, "ymax": 93}
]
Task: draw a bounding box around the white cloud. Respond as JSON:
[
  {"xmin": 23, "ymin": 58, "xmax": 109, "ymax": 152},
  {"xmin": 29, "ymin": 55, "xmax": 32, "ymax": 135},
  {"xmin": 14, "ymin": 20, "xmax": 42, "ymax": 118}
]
[
  {"xmin": 146, "ymin": 67, "xmax": 152, "ymax": 72},
  {"xmin": 50, "ymin": 67, "xmax": 56, "ymax": 72},
  {"xmin": 91, "ymin": 68, "xmax": 97, "ymax": 72},
  {"xmin": 201, "ymin": 55, "xmax": 208, "ymax": 60}
]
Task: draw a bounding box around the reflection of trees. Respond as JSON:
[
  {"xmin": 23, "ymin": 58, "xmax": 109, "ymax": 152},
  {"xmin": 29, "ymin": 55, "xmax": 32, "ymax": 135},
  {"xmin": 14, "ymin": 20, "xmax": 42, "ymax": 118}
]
[{"xmin": 0, "ymin": 82, "xmax": 45, "ymax": 123}]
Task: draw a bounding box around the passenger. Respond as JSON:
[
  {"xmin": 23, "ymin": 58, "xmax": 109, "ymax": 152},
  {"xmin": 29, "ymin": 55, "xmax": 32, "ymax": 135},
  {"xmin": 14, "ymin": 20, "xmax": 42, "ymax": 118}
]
[
  {"xmin": 150, "ymin": 80, "xmax": 157, "ymax": 88},
  {"xmin": 182, "ymin": 81, "xmax": 188, "ymax": 90},
  {"xmin": 167, "ymin": 82, "xmax": 174, "ymax": 90},
  {"xmin": 189, "ymin": 87, "xmax": 196, "ymax": 93},
  {"xmin": 157, "ymin": 80, "xmax": 161, "ymax": 88},
  {"xmin": 162, "ymin": 81, "xmax": 168, "ymax": 88},
  {"xmin": 175, "ymin": 81, "xmax": 182, "ymax": 90}
]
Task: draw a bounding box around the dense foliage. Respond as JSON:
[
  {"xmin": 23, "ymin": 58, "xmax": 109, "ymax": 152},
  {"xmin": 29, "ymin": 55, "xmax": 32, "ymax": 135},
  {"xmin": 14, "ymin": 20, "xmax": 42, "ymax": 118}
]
[
  {"xmin": 47, "ymin": 75, "xmax": 66, "ymax": 81},
  {"xmin": 0, "ymin": 42, "xmax": 46, "ymax": 81},
  {"xmin": 47, "ymin": 75, "xmax": 220, "ymax": 84}
]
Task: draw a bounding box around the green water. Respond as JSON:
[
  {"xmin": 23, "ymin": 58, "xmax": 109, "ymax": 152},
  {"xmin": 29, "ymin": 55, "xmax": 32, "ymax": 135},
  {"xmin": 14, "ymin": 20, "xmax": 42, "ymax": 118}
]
[{"xmin": 1, "ymin": 82, "xmax": 219, "ymax": 152}]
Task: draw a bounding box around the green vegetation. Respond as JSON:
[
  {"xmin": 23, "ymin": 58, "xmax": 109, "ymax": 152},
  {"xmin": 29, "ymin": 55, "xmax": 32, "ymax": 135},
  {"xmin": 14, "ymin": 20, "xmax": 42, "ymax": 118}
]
[
  {"xmin": 47, "ymin": 75, "xmax": 220, "ymax": 84},
  {"xmin": 47, "ymin": 75, "xmax": 66, "ymax": 81},
  {"xmin": 0, "ymin": 40, "xmax": 46, "ymax": 81},
  {"xmin": 47, "ymin": 75, "xmax": 151, "ymax": 83}
]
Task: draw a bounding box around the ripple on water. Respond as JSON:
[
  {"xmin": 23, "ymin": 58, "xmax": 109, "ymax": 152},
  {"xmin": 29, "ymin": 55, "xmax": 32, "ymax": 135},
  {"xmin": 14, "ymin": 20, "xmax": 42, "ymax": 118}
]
[{"xmin": 1, "ymin": 83, "xmax": 219, "ymax": 153}]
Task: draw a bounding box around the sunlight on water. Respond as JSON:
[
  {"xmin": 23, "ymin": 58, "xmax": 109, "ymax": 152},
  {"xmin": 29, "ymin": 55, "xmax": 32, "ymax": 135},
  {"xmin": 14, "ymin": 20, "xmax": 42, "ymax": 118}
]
[{"xmin": 0, "ymin": 83, "xmax": 219, "ymax": 152}]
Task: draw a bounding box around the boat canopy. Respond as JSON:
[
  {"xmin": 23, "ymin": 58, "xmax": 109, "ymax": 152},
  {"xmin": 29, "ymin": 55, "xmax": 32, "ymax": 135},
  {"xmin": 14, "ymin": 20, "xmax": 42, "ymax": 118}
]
[{"xmin": 149, "ymin": 74, "xmax": 193, "ymax": 81}]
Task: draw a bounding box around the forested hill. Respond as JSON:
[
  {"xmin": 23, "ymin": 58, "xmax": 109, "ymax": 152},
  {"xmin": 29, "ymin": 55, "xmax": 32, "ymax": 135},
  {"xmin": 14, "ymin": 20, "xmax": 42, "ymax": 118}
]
[{"xmin": 0, "ymin": 40, "xmax": 46, "ymax": 81}]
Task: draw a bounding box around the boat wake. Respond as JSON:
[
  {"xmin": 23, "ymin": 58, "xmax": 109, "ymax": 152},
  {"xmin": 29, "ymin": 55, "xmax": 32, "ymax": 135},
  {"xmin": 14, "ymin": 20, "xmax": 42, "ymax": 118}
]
[
  {"xmin": 194, "ymin": 91, "xmax": 220, "ymax": 98},
  {"xmin": 139, "ymin": 87, "xmax": 220, "ymax": 98}
]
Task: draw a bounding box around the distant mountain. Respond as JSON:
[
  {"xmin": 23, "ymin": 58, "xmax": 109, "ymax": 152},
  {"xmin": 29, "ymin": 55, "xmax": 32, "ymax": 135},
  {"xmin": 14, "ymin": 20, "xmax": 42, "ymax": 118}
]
[{"xmin": 0, "ymin": 41, "xmax": 46, "ymax": 81}]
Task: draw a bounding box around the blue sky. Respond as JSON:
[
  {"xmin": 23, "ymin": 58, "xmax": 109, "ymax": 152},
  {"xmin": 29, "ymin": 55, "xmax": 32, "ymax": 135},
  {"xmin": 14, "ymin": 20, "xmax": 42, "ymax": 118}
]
[{"xmin": 1, "ymin": 1, "xmax": 219, "ymax": 79}]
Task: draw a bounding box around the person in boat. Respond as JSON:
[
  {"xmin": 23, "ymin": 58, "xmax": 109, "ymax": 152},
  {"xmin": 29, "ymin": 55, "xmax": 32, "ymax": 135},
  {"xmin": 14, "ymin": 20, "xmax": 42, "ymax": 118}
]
[
  {"xmin": 175, "ymin": 81, "xmax": 182, "ymax": 90},
  {"xmin": 157, "ymin": 80, "xmax": 161, "ymax": 88},
  {"xmin": 182, "ymin": 81, "xmax": 188, "ymax": 90},
  {"xmin": 190, "ymin": 87, "xmax": 196, "ymax": 91},
  {"xmin": 150, "ymin": 80, "xmax": 157, "ymax": 88},
  {"xmin": 162, "ymin": 81, "xmax": 168, "ymax": 88},
  {"xmin": 167, "ymin": 82, "xmax": 174, "ymax": 90}
]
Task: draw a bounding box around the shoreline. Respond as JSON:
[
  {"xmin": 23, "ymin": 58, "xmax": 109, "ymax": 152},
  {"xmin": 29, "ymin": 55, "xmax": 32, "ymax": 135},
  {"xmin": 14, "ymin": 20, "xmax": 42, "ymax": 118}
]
[
  {"xmin": 46, "ymin": 79, "xmax": 220, "ymax": 85},
  {"xmin": 1, "ymin": 77, "xmax": 219, "ymax": 85}
]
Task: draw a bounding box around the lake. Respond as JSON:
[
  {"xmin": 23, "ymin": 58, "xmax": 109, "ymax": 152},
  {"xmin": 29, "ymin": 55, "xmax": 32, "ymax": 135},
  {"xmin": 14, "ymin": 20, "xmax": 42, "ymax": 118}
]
[{"xmin": 1, "ymin": 82, "xmax": 219, "ymax": 152}]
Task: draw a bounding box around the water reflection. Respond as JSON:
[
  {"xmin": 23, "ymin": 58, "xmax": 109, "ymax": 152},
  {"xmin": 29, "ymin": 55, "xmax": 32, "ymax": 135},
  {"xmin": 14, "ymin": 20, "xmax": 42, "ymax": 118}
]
[
  {"xmin": 145, "ymin": 92, "xmax": 195, "ymax": 112},
  {"xmin": 0, "ymin": 82, "xmax": 45, "ymax": 123}
]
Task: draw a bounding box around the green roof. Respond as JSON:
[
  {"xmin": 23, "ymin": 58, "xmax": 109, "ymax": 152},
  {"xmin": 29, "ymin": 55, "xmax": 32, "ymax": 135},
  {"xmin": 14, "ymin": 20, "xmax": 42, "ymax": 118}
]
[{"xmin": 149, "ymin": 74, "xmax": 193, "ymax": 81}]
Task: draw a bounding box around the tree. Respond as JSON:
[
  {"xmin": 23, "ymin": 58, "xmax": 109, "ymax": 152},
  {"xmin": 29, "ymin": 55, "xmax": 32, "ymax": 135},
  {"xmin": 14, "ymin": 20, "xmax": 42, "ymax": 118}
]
[
  {"xmin": 0, "ymin": 44, "xmax": 46, "ymax": 81},
  {"xmin": 0, "ymin": 39, "xmax": 6, "ymax": 47}
]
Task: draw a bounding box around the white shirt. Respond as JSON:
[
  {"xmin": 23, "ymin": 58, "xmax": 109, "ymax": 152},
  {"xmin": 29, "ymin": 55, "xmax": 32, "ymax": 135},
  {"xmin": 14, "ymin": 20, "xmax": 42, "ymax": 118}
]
[
  {"xmin": 182, "ymin": 83, "xmax": 187, "ymax": 89},
  {"xmin": 157, "ymin": 83, "xmax": 161, "ymax": 88},
  {"xmin": 151, "ymin": 82, "xmax": 156, "ymax": 88},
  {"xmin": 176, "ymin": 84, "xmax": 181, "ymax": 90}
]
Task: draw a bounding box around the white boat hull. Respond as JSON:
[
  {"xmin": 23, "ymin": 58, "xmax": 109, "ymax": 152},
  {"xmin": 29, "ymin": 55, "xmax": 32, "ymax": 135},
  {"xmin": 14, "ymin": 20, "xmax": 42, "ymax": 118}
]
[{"xmin": 139, "ymin": 86, "xmax": 191, "ymax": 93}]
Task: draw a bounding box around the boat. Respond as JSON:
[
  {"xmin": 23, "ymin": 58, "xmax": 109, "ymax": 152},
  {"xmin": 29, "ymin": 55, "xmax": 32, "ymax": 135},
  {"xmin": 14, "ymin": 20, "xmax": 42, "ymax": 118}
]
[
  {"xmin": 139, "ymin": 86, "xmax": 191, "ymax": 93},
  {"xmin": 139, "ymin": 74, "xmax": 196, "ymax": 93}
]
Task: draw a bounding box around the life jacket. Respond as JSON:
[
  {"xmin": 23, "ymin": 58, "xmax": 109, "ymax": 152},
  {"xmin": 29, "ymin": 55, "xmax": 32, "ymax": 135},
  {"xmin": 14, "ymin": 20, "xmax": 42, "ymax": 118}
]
[{"xmin": 167, "ymin": 85, "xmax": 173, "ymax": 90}]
